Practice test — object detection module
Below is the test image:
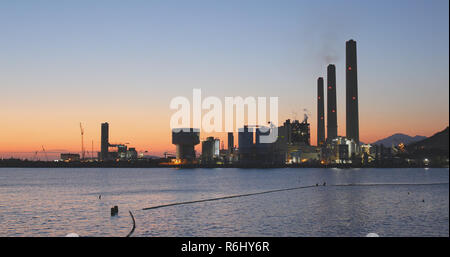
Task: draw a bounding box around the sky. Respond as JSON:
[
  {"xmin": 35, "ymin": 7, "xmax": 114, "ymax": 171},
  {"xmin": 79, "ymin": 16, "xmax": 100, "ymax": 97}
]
[{"xmin": 0, "ymin": 0, "xmax": 448, "ymax": 159}]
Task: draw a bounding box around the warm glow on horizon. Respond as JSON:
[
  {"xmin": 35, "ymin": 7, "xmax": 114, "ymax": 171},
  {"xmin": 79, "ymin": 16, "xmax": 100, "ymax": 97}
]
[
  {"xmin": 1, "ymin": 104, "xmax": 448, "ymax": 160},
  {"xmin": 0, "ymin": 1, "xmax": 448, "ymax": 159}
]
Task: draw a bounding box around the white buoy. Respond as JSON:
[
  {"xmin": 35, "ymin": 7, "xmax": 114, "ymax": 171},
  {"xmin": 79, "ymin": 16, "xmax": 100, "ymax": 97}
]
[
  {"xmin": 366, "ymin": 233, "xmax": 379, "ymax": 237},
  {"xmin": 65, "ymin": 233, "xmax": 80, "ymax": 237}
]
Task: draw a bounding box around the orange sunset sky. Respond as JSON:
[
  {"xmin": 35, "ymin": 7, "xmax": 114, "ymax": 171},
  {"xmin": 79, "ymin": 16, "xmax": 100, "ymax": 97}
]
[{"xmin": 0, "ymin": 1, "xmax": 448, "ymax": 159}]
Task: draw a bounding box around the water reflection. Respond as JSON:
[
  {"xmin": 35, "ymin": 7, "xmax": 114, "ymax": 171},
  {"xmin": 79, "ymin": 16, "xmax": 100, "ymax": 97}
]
[{"xmin": 0, "ymin": 168, "xmax": 448, "ymax": 237}]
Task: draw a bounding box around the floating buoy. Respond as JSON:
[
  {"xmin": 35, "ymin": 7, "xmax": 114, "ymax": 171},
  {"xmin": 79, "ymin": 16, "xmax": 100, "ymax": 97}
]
[{"xmin": 111, "ymin": 205, "xmax": 119, "ymax": 216}]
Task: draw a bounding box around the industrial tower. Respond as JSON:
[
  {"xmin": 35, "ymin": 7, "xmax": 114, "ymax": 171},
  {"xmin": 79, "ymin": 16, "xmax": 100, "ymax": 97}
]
[{"xmin": 346, "ymin": 39, "xmax": 360, "ymax": 144}]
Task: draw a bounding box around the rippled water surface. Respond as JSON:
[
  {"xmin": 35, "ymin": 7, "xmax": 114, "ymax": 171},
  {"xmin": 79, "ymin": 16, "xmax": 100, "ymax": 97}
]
[{"xmin": 0, "ymin": 168, "xmax": 448, "ymax": 237}]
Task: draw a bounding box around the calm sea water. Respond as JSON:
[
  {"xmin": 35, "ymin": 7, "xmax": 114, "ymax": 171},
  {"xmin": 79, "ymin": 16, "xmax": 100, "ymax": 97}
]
[{"xmin": 0, "ymin": 168, "xmax": 448, "ymax": 237}]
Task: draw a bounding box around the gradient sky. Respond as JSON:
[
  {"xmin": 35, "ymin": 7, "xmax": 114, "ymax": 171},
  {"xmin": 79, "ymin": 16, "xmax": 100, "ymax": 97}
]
[{"xmin": 0, "ymin": 0, "xmax": 448, "ymax": 159}]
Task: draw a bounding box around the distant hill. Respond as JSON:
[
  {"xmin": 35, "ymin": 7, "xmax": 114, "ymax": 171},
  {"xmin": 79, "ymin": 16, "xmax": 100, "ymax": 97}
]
[
  {"xmin": 371, "ymin": 133, "xmax": 427, "ymax": 147},
  {"xmin": 407, "ymin": 127, "xmax": 449, "ymax": 153}
]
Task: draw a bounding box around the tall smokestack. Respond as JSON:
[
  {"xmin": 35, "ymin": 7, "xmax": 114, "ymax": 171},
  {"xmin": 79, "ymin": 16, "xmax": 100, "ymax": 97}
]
[
  {"xmin": 327, "ymin": 64, "xmax": 338, "ymax": 141},
  {"xmin": 346, "ymin": 39, "xmax": 359, "ymax": 144},
  {"xmin": 317, "ymin": 77, "xmax": 325, "ymax": 146}
]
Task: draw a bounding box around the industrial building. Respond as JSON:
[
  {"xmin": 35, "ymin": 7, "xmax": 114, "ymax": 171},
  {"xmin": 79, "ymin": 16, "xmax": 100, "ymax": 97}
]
[
  {"xmin": 100, "ymin": 122, "xmax": 109, "ymax": 161},
  {"xmin": 234, "ymin": 125, "xmax": 285, "ymax": 165},
  {"xmin": 98, "ymin": 122, "xmax": 138, "ymax": 161},
  {"xmin": 114, "ymin": 145, "xmax": 138, "ymax": 161},
  {"xmin": 60, "ymin": 153, "xmax": 80, "ymax": 162},
  {"xmin": 227, "ymin": 132, "xmax": 234, "ymax": 153},
  {"xmin": 288, "ymin": 146, "xmax": 321, "ymax": 164},
  {"xmin": 225, "ymin": 132, "xmax": 237, "ymax": 163},
  {"xmin": 278, "ymin": 118, "xmax": 311, "ymax": 146},
  {"xmin": 165, "ymin": 39, "xmax": 362, "ymax": 166},
  {"xmin": 237, "ymin": 126, "xmax": 254, "ymax": 162},
  {"xmin": 172, "ymin": 128, "xmax": 200, "ymax": 163},
  {"xmin": 277, "ymin": 118, "xmax": 316, "ymax": 163},
  {"xmin": 328, "ymin": 136, "xmax": 359, "ymax": 164},
  {"xmin": 232, "ymin": 117, "xmax": 314, "ymax": 165},
  {"xmin": 290, "ymin": 118, "xmax": 310, "ymax": 146},
  {"xmin": 361, "ymin": 144, "xmax": 376, "ymax": 164},
  {"xmin": 201, "ymin": 137, "xmax": 220, "ymax": 163}
]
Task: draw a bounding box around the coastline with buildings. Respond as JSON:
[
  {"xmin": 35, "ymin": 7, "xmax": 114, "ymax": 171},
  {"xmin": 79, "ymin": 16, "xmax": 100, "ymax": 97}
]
[
  {"xmin": 1, "ymin": 124, "xmax": 447, "ymax": 168},
  {"xmin": 1, "ymin": 0, "xmax": 449, "ymax": 243},
  {"xmin": 1, "ymin": 40, "xmax": 448, "ymax": 169}
]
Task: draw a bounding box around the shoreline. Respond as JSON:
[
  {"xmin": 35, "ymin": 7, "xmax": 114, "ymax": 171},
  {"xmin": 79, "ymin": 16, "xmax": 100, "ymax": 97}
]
[{"xmin": 0, "ymin": 160, "xmax": 448, "ymax": 169}]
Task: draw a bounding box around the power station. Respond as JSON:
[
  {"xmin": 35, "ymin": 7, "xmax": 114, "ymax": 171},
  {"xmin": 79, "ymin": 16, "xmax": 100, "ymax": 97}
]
[
  {"xmin": 21, "ymin": 39, "xmax": 447, "ymax": 168},
  {"xmin": 57, "ymin": 39, "xmax": 363, "ymax": 166},
  {"xmin": 315, "ymin": 39, "xmax": 361, "ymax": 163}
]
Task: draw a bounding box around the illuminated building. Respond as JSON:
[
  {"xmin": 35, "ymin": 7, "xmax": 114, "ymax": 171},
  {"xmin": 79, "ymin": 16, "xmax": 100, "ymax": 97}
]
[
  {"xmin": 361, "ymin": 144, "xmax": 376, "ymax": 164},
  {"xmin": 126, "ymin": 148, "xmax": 138, "ymax": 160},
  {"xmin": 201, "ymin": 137, "xmax": 220, "ymax": 163},
  {"xmin": 289, "ymin": 146, "xmax": 321, "ymax": 164},
  {"xmin": 329, "ymin": 136, "xmax": 359, "ymax": 164},
  {"xmin": 278, "ymin": 118, "xmax": 313, "ymax": 163},
  {"xmin": 290, "ymin": 119, "xmax": 310, "ymax": 146},
  {"xmin": 60, "ymin": 153, "xmax": 80, "ymax": 162},
  {"xmin": 280, "ymin": 119, "xmax": 310, "ymax": 146}
]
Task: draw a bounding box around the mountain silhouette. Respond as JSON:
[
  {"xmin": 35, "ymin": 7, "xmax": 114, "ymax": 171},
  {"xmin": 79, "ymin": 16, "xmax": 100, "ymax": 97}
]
[
  {"xmin": 407, "ymin": 127, "xmax": 449, "ymax": 154},
  {"xmin": 371, "ymin": 133, "xmax": 426, "ymax": 147}
]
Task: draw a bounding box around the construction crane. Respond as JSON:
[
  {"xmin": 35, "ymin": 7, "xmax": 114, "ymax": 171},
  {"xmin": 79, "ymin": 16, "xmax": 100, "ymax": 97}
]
[
  {"xmin": 41, "ymin": 146, "xmax": 48, "ymax": 162},
  {"xmin": 80, "ymin": 122, "xmax": 85, "ymax": 160}
]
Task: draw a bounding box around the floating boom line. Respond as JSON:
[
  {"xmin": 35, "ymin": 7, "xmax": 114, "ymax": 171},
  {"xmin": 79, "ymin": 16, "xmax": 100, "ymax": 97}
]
[
  {"xmin": 126, "ymin": 211, "xmax": 136, "ymax": 237},
  {"xmin": 141, "ymin": 182, "xmax": 448, "ymax": 211}
]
